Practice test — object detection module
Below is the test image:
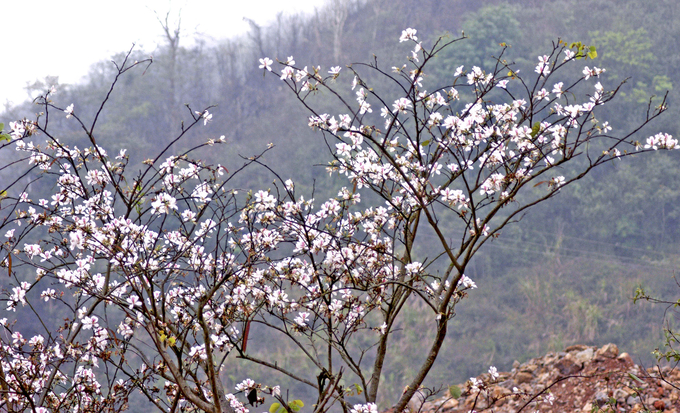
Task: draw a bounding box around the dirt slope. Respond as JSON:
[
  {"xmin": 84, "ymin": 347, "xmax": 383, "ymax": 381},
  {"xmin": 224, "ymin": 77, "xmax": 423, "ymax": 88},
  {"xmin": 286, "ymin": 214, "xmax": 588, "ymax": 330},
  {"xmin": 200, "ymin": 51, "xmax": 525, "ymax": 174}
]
[{"xmin": 400, "ymin": 344, "xmax": 680, "ymax": 413}]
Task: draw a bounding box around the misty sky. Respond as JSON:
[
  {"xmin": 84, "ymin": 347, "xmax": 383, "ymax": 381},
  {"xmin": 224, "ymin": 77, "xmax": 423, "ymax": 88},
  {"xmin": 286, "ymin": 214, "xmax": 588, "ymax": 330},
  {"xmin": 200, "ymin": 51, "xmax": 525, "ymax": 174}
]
[{"xmin": 1, "ymin": 0, "xmax": 324, "ymax": 106}]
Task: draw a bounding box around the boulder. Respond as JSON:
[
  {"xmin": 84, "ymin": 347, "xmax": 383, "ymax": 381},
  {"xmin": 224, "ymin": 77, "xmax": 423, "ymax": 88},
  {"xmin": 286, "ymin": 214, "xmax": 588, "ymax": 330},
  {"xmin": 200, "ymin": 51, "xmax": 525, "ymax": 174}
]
[
  {"xmin": 554, "ymin": 357, "xmax": 582, "ymax": 376},
  {"xmin": 596, "ymin": 343, "xmax": 619, "ymax": 358}
]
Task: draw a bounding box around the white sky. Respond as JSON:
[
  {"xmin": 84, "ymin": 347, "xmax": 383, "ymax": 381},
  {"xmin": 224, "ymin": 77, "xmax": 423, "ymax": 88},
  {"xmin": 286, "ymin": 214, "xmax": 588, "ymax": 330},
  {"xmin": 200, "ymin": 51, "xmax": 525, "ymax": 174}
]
[{"xmin": 1, "ymin": 0, "xmax": 325, "ymax": 106}]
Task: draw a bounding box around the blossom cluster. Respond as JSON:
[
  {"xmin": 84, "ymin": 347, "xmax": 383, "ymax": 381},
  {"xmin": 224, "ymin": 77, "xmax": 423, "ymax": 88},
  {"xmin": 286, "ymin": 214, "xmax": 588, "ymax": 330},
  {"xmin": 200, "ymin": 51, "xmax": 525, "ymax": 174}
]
[
  {"xmin": 0, "ymin": 96, "xmax": 413, "ymax": 412},
  {"xmin": 0, "ymin": 29, "xmax": 673, "ymax": 413},
  {"xmin": 255, "ymin": 30, "xmax": 672, "ymax": 411}
]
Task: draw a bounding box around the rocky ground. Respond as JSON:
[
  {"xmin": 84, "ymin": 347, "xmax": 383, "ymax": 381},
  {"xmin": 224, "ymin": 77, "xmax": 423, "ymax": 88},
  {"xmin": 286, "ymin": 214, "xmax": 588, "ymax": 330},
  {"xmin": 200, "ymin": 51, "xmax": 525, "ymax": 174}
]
[{"xmin": 405, "ymin": 344, "xmax": 680, "ymax": 413}]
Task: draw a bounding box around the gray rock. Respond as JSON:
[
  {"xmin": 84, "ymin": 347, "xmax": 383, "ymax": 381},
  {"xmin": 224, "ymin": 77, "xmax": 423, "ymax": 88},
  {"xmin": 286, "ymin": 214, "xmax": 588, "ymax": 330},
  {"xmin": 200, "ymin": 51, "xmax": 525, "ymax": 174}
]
[
  {"xmin": 573, "ymin": 348, "xmax": 594, "ymax": 364},
  {"xmin": 594, "ymin": 390, "xmax": 609, "ymax": 407},
  {"xmin": 612, "ymin": 388, "xmax": 628, "ymax": 403}
]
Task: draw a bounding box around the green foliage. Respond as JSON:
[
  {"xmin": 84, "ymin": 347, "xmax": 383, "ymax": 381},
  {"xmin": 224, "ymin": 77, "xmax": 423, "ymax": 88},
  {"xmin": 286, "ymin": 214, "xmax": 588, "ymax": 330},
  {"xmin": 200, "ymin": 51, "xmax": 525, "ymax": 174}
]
[
  {"xmin": 568, "ymin": 41, "xmax": 598, "ymax": 59},
  {"xmin": 0, "ymin": 123, "xmax": 10, "ymax": 143},
  {"xmin": 530, "ymin": 122, "xmax": 541, "ymax": 138},
  {"xmin": 589, "ymin": 396, "xmax": 617, "ymax": 413},
  {"xmin": 448, "ymin": 385, "xmax": 462, "ymax": 399},
  {"xmin": 654, "ymin": 75, "xmax": 673, "ymax": 92},
  {"xmin": 627, "ymin": 372, "xmax": 644, "ymax": 384},
  {"xmin": 589, "ymin": 28, "xmax": 653, "ymax": 69},
  {"xmin": 634, "ymin": 283, "xmax": 680, "ymax": 364},
  {"xmin": 432, "ymin": 3, "xmax": 524, "ymax": 79},
  {"xmin": 652, "ymin": 328, "xmax": 680, "ymax": 363},
  {"xmin": 588, "ymin": 27, "xmax": 671, "ymax": 109},
  {"xmin": 269, "ymin": 399, "xmax": 304, "ymax": 413},
  {"xmin": 347, "ymin": 383, "xmax": 363, "ymax": 396}
]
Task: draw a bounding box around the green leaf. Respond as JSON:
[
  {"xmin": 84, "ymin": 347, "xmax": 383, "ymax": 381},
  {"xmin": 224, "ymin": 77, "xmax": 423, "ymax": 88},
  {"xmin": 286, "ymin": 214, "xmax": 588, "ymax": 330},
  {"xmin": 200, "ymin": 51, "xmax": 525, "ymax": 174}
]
[
  {"xmin": 289, "ymin": 400, "xmax": 304, "ymax": 412},
  {"xmin": 587, "ymin": 46, "xmax": 598, "ymax": 59},
  {"xmin": 628, "ymin": 372, "xmax": 644, "ymax": 383},
  {"xmin": 421, "ymin": 140, "xmax": 430, "ymax": 146},
  {"xmin": 0, "ymin": 122, "xmax": 9, "ymax": 142},
  {"xmin": 530, "ymin": 122, "xmax": 541, "ymax": 138},
  {"xmin": 449, "ymin": 385, "xmax": 462, "ymax": 399},
  {"xmin": 269, "ymin": 403, "xmax": 281, "ymax": 413}
]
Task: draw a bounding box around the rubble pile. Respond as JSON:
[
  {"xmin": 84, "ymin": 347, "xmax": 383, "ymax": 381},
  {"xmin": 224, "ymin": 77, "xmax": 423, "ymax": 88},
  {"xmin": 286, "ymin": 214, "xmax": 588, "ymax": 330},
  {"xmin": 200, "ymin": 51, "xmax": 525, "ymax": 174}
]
[{"xmin": 414, "ymin": 344, "xmax": 680, "ymax": 413}]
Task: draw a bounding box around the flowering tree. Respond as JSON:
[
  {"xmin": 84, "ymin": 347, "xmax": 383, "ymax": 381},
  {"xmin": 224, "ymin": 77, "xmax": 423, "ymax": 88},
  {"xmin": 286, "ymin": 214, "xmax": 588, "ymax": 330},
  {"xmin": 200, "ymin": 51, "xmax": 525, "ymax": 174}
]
[{"xmin": 0, "ymin": 29, "xmax": 674, "ymax": 413}]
